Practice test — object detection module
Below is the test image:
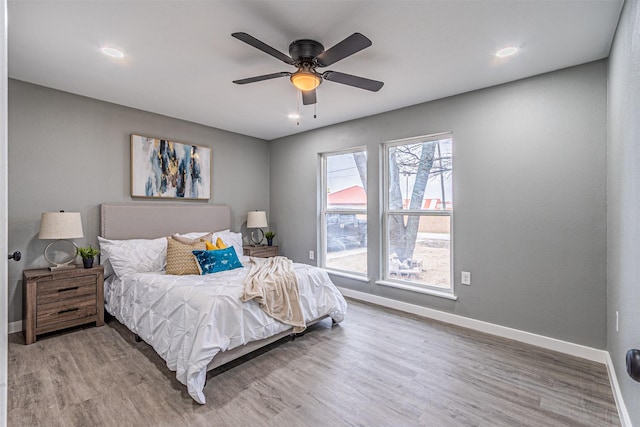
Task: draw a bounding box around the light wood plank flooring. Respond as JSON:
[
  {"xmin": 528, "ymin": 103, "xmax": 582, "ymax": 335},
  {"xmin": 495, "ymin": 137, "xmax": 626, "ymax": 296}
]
[{"xmin": 8, "ymin": 299, "xmax": 620, "ymax": 426}]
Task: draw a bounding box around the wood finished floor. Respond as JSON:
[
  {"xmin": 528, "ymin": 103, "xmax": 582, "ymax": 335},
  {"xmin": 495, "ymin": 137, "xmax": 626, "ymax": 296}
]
[{"xmin": 8, "ymin": 299, "xmax": 620, "ymax": 426}]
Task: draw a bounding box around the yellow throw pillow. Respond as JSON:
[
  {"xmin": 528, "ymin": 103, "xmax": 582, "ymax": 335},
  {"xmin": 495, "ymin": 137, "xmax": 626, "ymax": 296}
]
[
  {"xmin": 205, "ymin": 238, "xmax": 228, "ymax": 251},
  {"xmin": 166, "ymin": 237, "xmax": 206, "ymax": 275}
]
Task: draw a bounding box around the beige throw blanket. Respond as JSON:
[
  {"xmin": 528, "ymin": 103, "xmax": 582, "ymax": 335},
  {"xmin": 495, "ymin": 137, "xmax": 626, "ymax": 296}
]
[{"xmin": 241, "ymin": 256, "xmax": 306, "ymax": 333}]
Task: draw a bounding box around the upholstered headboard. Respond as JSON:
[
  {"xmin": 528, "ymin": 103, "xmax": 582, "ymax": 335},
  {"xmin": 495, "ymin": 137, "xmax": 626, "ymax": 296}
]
[{"xmin": 100, "ymin": 203, "xmax": 231, "ymax": 239}]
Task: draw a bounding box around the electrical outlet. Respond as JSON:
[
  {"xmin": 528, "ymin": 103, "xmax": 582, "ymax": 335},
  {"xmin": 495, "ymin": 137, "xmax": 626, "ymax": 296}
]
[
  {"xmin": 461, "ymin": 271, "xmax": 471, "ymax": 285},
  {"xmin": 616, "ymin": 311, "xmax": 619, "ymax": 332},
  {"xmin": 309, "ymin": 250, "xmax": 314, "ymax": 260}
]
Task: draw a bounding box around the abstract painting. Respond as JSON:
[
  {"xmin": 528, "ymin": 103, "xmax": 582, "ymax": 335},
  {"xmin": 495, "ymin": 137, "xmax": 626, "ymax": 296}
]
[{"xmin": 131, "ymin": 134, "xmax": 211, "ymax": 200}]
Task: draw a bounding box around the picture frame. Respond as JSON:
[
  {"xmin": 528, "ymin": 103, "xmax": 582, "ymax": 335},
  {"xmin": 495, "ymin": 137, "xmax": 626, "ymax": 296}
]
[{"xmin": 130, "ymin": 134, "xmax": 211, "ymax": 200}]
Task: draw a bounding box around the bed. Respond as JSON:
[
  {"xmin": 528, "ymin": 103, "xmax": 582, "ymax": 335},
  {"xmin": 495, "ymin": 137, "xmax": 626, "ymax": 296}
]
[{"xmin": 99, "ymin": 203, "xmax": 348, "ymax": 404}]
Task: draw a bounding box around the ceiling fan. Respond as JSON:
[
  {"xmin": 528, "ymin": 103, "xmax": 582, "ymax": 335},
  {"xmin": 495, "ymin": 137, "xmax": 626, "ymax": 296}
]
[{"xmin": 231, "ymin": 32, "xmax": 384, "ymax": 105}]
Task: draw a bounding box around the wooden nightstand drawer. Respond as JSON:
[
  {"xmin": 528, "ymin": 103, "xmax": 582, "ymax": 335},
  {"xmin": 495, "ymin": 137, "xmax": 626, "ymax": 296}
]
[
  {"xmin": 243, "ymin": 245, "xmax": 278, "ymax": 258},
  {"xmin": 23, "ymin": 266, "xmax": 104, "ymax": 344},
  {"xmin": 37, "ymin": 296, "xmax": 97, "ymax": 328},
  {"xmin": 36, "ymin": 275, "xmax": 97, "ymax": 305}
]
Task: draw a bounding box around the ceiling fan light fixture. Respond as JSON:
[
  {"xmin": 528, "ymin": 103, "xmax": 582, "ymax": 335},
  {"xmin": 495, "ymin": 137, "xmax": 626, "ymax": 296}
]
[{"xmin": 290, "ymin": 70, "xmax": 321, "ymax": 91}]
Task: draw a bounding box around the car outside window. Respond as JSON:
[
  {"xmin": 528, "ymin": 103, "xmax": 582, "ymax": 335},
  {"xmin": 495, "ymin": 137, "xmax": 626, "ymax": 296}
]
[{"xmin": 320, "ymin": 148, "xmax": 367, "ymax": 276}]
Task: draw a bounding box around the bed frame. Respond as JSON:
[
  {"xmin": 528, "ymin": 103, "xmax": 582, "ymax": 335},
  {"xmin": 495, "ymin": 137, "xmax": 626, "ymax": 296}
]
[
  {"xmin": 99, "ymin": 202, "xmax": 329, "ymax": 372},
  {"xmin": 100, "ymin": 202, "xmax": 232, "ymax": 239}
]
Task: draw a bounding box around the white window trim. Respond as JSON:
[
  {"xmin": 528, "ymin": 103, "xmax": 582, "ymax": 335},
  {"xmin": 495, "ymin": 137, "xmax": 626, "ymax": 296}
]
[
  {"xmin": 381, "ymin": 133, "xmax": 455, "ymax": 295},
  {"xmin": 319, "ymin": 146, "xmax": 368, "ymax": 278},
  {"xmin": 375, "ymin": 280, "xmax": 458, "ymax": 300},
  {"xmin": 326, "ymin": 269, "xmax": 371, "ymax": 283}
]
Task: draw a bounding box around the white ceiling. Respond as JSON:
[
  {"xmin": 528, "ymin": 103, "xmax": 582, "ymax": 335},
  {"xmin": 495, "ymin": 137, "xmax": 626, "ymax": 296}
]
[{"xmin": 8, "ymin": 1, "xmax": 623, "ymax": 141}]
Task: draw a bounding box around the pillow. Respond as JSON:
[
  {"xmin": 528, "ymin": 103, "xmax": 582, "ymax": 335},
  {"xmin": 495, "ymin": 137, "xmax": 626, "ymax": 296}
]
[
  {"xmin": 166, "ymin": 237, "xmax": 206, "ymax": 275},
  {"xmin": 211, "ymin": 229, "xmax": 230, "ymax": 234},
  {"xmin": 101, "ymin": 258, "xmax": 115, "ymax": 278},
  {"xmin": 98, "ymin": 236, "xmax": 167, "ymax": 278},
  {"xmin": 205, "ymin": 237, "xmax": 228, "ymax": 251},
  {"xmin": 171, "ymin": 233, "xmax": 212, "ymax": 245},
  {"xmin": 215, "ymin": 237, "xmax": 228, "ymax": 249},
  {"xmin": 211, "ymin": 230, "xmax": 243, "ymax": 258},
  {"xmin": 192, "ymin": 247, "xmax": 243, "ymax": 275}
]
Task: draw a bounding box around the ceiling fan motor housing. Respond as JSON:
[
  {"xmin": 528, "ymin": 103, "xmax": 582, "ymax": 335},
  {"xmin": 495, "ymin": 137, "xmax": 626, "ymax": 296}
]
[{"xmin": 289, "ymin": 39, "xmax": 325, "ymax": 65}]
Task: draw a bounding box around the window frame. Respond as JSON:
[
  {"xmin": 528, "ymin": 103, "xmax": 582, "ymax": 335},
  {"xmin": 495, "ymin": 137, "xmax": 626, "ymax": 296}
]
[
  {"xmin": 319, "ymin": 146, "xmax": 368, "ymax": 278},
  {"xmin": 381, "ymin": 132, "xmax": 454, "ymax": 294}
]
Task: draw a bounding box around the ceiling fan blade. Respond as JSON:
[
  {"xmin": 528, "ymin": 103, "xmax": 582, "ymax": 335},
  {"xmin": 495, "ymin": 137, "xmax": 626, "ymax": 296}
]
[
  {"xmin": 302, "ymin": 89, "xmax": 317, "ymax": 105},
  {"xmin": 233, "ymin": 72, "xmax": 291, "ymax": 85},
  {"xmin": 232, "ymin": 32, "xmax": 295, "ymax": 65},
  {"xmin": 322, "ymin": 71, "xmax": 384, "ymax": 92},
  {"xmin": 315, "ymin": 33, "xmax": 372, "ymax": 67}
]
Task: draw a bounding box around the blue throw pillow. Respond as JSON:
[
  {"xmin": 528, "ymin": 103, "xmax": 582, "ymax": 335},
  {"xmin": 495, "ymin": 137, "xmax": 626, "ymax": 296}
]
[{"xmin": 192, "ymin": 247, "xmax": 243, "ymax": 275}]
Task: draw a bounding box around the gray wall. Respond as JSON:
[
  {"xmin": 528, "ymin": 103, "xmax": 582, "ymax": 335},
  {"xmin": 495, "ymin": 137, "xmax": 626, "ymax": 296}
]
[
  {"xmin": 7, "ymin": 79, "xmax": 270, "ymax": 323},
  {"xmin": 270, "ymin": 61, "xmax": 608, "ymax": 349},
  {"xmin": 607, "ymin": 0, "xmax": 640, "ymax": 422}
]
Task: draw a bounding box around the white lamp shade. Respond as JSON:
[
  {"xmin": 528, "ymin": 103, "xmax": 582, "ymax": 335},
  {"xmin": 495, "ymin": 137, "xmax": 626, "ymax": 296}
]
[
  {"xmin": 38, "ymin": 212, "xmax": 84, "ymax": 239},
  {"xmin": 247, "ymin": 211, "xmax": 268, "ymax": 228}
]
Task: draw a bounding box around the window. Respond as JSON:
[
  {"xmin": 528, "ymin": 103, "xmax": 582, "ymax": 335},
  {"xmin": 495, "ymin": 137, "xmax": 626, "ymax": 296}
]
[
  {"xmin": 383, "ymin": 133, "xmax": 453, "ymax": 291},
  {"xmin": 321, "ymin": 148, "xmax": 367, "ymax": 276}
]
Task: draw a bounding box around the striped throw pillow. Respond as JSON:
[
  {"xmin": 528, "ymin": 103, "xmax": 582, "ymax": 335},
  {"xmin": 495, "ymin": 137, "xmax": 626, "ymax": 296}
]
[{"xmin": 166, "ymin": 236, "xmax": 206, "ymax": 275}]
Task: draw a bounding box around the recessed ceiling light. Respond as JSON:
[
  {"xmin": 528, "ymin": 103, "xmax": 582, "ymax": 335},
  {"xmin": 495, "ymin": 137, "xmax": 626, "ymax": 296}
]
[
  {"xmin": 101, "ymin": 47, "xmax": 124, "ymax": 58},
  {"xmin": 288, "ymin": 113, "xmax": 300, "ymax": 120},
  {"xmin": 496, "ymin": 46, "xmax": 519, "ymax": 58}
]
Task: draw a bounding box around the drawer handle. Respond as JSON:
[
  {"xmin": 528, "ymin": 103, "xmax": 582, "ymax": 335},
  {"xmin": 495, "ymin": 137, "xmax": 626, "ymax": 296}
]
[
  {"xmin": 58, "ymin": 308, "xmax": 79, "ymax": 314},
  {"xmin": 58, "ymin": 286, "xmax": 79, "ymax": 293}
]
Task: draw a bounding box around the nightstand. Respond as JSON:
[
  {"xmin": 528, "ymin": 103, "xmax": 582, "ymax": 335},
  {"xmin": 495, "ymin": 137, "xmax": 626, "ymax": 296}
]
[
  {"xmin": 243, "ymin": 245, "xmax": 279, "ymax": 258},
  {"xmin": 23, "ymin": 265, "xmax": 104, "ymax": 344}
]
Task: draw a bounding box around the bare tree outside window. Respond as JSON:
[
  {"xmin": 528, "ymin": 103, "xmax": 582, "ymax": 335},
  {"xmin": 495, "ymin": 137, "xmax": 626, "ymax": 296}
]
[{"xmin": 385, "ymin": 135, "xmax": 453, "ymax": 289}]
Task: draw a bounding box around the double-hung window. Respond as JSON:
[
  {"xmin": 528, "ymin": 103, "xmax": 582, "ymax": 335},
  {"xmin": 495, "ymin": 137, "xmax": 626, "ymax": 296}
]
[
  {"xmin": 382, "ymin": 133, "xmax": 453, "ymax": 291},
  {"xmin": 320, "ymin": 148, "xmax": 367, "ymax": 277}
]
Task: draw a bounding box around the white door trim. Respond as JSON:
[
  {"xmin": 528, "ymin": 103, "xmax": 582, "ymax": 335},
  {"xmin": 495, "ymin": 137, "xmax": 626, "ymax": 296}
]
[{"xmin": 0, "ymin": 0, "xmax": 9, "ymax": 424}]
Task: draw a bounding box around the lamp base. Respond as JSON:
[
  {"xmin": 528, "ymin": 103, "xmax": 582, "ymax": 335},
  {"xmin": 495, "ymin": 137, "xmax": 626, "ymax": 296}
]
[
  {"xmin": 250, "ymin": 229, "xmax": 264, "ymax": 246},
  {"xmin": 44, "ymin": 239, "xmax": 78, "ymax": 271},
  {"xmin": 49, "ymin": 264, "xmax": 77, "ymax": 272}
]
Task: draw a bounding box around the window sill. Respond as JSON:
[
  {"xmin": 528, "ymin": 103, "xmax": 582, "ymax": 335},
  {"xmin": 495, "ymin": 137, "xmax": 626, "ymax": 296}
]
[
  {"xmin": 375, "ymin": 280, "xmax": 458, "ymax": 301},
  {"xmin": 324, "ymin": 269, "xmax": 370, "ymax": 283}
]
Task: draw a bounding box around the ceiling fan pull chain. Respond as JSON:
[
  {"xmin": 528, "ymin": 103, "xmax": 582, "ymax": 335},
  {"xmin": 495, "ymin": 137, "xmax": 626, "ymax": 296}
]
[
  {"xmin": 297, "ymin": 90, "xmax": 301, "ymax": 125},
  {"xmin": 314, "ymin": 103, "xmax": 317, "ymax": 119}
]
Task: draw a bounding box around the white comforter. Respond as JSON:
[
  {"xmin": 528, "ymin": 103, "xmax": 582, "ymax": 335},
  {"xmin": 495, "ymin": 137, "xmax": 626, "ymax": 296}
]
[{"xmin": 104, "ymin": 258, "xmax": 347, "ymax": 404}]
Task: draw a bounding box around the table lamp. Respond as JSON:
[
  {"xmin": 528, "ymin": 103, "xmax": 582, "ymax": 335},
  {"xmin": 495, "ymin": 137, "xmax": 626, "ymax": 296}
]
[
  {"xmin": 38, "ymin": 211, "xmax": 84, "ymax": 271},
  {"xmin": 247, "ymin": 210, "xmax": 268, "ymax": 246}
]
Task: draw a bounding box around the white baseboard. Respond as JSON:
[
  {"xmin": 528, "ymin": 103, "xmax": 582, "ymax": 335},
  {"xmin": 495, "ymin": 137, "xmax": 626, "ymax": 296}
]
[
  {"xmin": 605, "ymin": 352, "xmax": 633, "ymax": 427},
  {"xmin": 338, "ymin": 287, "xmax": 607, "ymax": 363},
  {"xmin": 8, "ymin": 320, "xmax": 22, "ymax": 335}
]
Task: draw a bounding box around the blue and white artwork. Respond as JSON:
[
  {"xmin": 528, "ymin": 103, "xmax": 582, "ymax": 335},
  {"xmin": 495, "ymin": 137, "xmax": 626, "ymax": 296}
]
[{"xmin": 131, "ymin": 134, "xmax": 211, "ymax": 200}]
